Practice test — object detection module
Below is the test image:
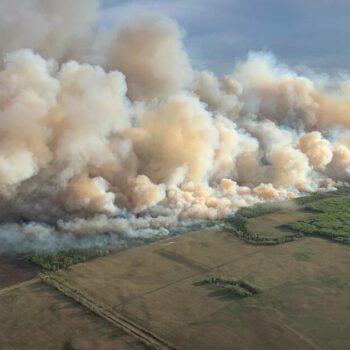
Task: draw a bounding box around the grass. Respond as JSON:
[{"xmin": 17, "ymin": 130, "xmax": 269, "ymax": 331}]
[
  {"xmin": 48, "ymin": 230, "xmax": 350, "ymax": 350},
  {"xmin": 312, "ymin": 273, "xmax": 345, "ymax": 289},
  {"xmin": 224, "ymin": 303, "xmax": 243, "ymax": 320},
  {"xmin": 293, "ymin": 251, "xmax": 312, "ymax": 262},
  {"xmin": 225, "ymin": 210, "xmax": 303, "ymax": 245},
  {"xmin": 4, "ymin": 188, "xmax": 350, "ymax": 349},
  {"xmin": 62, "ymin": 340, "xmax": 76, "ymax": 350},
  {"xmin": 0, "ymin": 281, "xmax": 146, "ymax": 350}
]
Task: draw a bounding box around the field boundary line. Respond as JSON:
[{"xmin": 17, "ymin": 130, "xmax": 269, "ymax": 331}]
[
  {"xmin": 40, "ymin": 274, "xmax": 178, "ymax": 350},
  {"xmin": 113, "ymin": 246, "xmax": 268, "ymax": 308},
  {"xmin": 265, "ymin": 306, "xmax": 321, "ymax": 350},
  {"xmin": 0, "ymin": 278, "xmax": 40, "ymax": 296}
]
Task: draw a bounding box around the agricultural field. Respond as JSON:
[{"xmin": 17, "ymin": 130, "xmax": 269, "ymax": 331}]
[
  {"xmin": 0, "ymin": 255, "xmax": 39, "ymax": 289},
  {"xmin": 248, "ymin": 209, "xmax": 310, "ymax": 239},
  {"xmin": 0, "ymin": 277, "xmax": 148, "ymax": 350},
  {"xmin": 49, "ymin": 228, "xmax": 350, "ymax": 350},
  {"xmin": 1, "ymin": 188, "xmax": 350, "ymax": 349}
]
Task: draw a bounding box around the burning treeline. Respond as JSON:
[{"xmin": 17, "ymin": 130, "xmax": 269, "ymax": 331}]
[{"xmin": 0, "ymin": 0, "xmax": 349, "ymax": 251}]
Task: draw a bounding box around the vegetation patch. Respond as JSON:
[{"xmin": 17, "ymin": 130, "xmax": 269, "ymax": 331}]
[
  {"xmin": 225, "ymin": 189, "xmax": 350, "ymax": 246},
  {"xmin": 294, "ymin": 187, "xmax": 350, "ymax": 205},
  {"xmin": 305, "ymin": 196, "xmax": 350, "ymax": 213},
  {"xmin": 285, "ymin": 196, "xmax": 350, "ymax": 244},
  {"xmin": 313, "ymin": 274, "xmax": 345, "ymax": 289},
  {"xmin": 294, "ymin": 192, "xmax": 331, "ymax": 205},
  {"xmin": 224, "ymin": 303, "xmax": 245, "ymax": 325},
  {"xmin": 62, "ymin": 340, "xmax": 76, "ymax": 350},
  {"xmin": 225, "ymin": 213, "xmax": 302, "ymax": 245},
  {"xmin": 23, "ymin": 247, "xmax": 112, "ymax": 271},
  {"xmin": 199, "ymin": 276, "xmax": 260, "ymax": 298},
  {"xmin": 234, "ymin": 202, "xmax": 283, "ymax": 219}
]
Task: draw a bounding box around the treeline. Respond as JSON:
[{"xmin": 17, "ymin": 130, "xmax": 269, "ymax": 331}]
[
  {"xmin": 234, "ymin": 203, "xmax": 282, "ymax": 219},
  {"xmin": 23, "ymin": 247, "xmax": 112, "ymax": 271},
  {"xmin": 224, "ymin": 213, "xmax": 302, "ymax": 245},
  {"xmin": 285, "ymin": 219, "xmax": 350, "ymax": 245},
  {"xmin": 285, "ymin": 195, "xmax": 350, "ymax": 245},
  {"xmin": 295, "ymin": 187, "xmax": 350, "ymax": 206},
  {"xmin": 200, "ymin": 276, "xmax": 260, "ymax": 298},
  {"xmin": 294, "ymin": 193, "xmax": 329, "ymax": 205},
  {"xmin": 305, "ymin": 196, "xmax": 350, "ymax": 213}
]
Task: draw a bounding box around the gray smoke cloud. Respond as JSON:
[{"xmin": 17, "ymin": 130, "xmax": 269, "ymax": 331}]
[{"xmin": 0, "ymin": 1, "xmax": 349, "ymax": 252}]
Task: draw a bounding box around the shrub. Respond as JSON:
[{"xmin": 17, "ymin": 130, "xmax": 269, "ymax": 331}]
[
  {"xmin": 23, "ymin": 247, "xmax": 112, "ymax": 271},
  {"xmin": 285, "ymin": 196, "xmax": 350, "ymax": 244},
  {"xmin": 200, "ymin": 276, "xmax": 260, "ymax": 298}
]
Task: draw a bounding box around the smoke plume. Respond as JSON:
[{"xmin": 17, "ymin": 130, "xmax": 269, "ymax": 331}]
[{"xmin": 0, "ymin": 1, "xmax": 349, "ymax": 252}]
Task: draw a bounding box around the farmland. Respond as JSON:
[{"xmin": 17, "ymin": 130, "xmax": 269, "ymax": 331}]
[
  {"xmin": 46, "ymin": 230, "xmax": 350, "ymax": 349},
  {"xmin": 1, "ymin": 188, "xmax": 350, "ymax": 349},
  {"xmin": 0, "ymin": 278, "xmax": 148, "ymax": 350}
]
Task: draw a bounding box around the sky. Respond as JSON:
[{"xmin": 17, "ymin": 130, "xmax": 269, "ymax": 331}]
[{"xmin": 100, "ymin": 0, "xmax": 350, "ymax": 74}]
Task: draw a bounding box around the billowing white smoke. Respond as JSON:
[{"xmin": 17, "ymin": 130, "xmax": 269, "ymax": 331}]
[
  {"xmin": 0, "ymin": 0, "xmax": 98, "ymax": 63},
  {"xmin": 105, "ymin": 15, "xmax": 193, "ymax": 101},
  {"xmin": 0, "ymin": 1, "xmax": 349, "ymax": 252}
]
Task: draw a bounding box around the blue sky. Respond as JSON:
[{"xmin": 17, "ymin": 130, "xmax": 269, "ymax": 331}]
[{"xmin": 100, "ymin": 0, "xmax": 350, "ymax": 74}]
